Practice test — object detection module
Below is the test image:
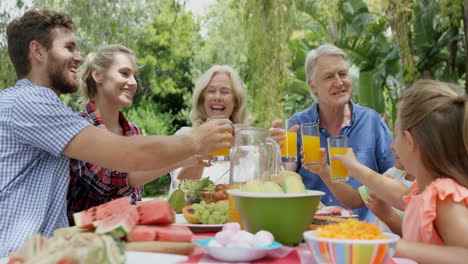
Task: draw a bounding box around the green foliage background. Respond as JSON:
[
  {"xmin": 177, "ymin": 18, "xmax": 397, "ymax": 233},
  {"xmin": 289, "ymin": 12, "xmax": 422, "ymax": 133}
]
[{"xmin": 1, "ymin": 0, "xmax": 467, "ymax": 196}]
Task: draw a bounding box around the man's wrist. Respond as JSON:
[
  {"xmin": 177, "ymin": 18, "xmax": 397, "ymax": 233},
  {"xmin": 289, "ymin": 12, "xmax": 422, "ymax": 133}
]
[{"xmin": 183, "ymin": 133, "xmax": 201, "ymax": 155}]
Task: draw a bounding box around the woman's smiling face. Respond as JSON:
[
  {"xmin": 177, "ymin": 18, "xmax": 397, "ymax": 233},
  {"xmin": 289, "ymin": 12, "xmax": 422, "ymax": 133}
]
[
  {"xmin": 203, "ymin": 72, "xmax": 235, "ymax": 119},
  {"xmin": 96, "ymin": 52, "xmax": 137, "ymax": 108}
]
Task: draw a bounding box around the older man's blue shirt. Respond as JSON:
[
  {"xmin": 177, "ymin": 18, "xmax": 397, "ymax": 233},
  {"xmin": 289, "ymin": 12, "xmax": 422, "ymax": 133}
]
[{"xmin": 292, "ymin": 101, "xmax": 394, "ymax": 220}]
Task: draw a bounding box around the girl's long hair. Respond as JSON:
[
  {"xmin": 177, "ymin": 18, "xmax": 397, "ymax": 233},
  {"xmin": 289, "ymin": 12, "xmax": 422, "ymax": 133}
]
[{"xmin": 398, "ymin": 80, "xmax": 468, "ymax": 187}]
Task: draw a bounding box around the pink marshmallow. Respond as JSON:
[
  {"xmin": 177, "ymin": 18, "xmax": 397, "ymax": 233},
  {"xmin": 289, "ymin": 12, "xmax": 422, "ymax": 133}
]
[
  {"xmin": 222, "ymin": 222, "xmax": 241, "ymax": 233},
  {"xmin": 252, "ymin": 230, "xmax": 274, "ymax": 248},
  {"xmin": 215, "ymin": 230, "xmax": 236, "ymax": 246},
  {"xmin": 208, "ymin": 239, "xmax": 223, "ymax": 247},
  {"xmin": 233, "ymin": 230, "xmax": 255, "ymax": 244},
  {"xmin": 226, "ymin": 235, "xmax": 254, "ymax": 248},
  {"xmin": 255, "ymin": 230, "xmax": 274, "ymax": 243},
  {"xmin": 252, "ymin": 236, "xmax": 271, "ymax": 248}
]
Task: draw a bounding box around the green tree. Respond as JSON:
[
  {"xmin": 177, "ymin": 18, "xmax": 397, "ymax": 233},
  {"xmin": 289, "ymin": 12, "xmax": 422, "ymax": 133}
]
[
  {"xmin": 135, "ymin": 0, "xmax": 202, "ymax": 129},
  {"xmin": 239, "ymin": 0, "xmax": 296, "ymax": 127},
  {"xmin": 129, "ymin": 0, "xmax": 203, "ymax": 196},
  {"xmin": 385, "ymin": 0, "xmax": 466, "ymax": 85},
  {"xmin": 0, "ymin": 1, "xmax": 27, "ymax": 89},
  {"xmin": 190, "ymin": 0, "xmax": 248, "ymax": 84}
]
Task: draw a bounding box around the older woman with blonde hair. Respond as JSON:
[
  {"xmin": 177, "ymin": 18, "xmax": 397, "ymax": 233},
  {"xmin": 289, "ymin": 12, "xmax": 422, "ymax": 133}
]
[
  {"xmin": 170, "ymin": 65, "xmax": 252, "ymax": 193},
  {"xmin": 189, "ymin": 65, "xmax": 251, "ymax": 127}
]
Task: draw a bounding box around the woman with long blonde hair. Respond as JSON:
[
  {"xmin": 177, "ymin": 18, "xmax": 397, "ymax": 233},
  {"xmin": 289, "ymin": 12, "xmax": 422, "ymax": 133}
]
[{"xmin": 66, "ymin": 44, "xmax": 212, "ymax": 223}]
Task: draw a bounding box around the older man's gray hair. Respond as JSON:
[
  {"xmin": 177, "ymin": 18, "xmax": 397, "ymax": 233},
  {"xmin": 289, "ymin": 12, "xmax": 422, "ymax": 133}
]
[{"xmin": 305, "ymin": 44, "xmax": 349, "ymax": 87}]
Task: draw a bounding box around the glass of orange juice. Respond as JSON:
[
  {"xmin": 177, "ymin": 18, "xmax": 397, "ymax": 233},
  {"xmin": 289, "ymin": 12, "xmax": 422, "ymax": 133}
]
[
  {"xmin": 301, "ymin": 122, "xmax": 321, "ymax": 169},
  {"xmin": 327, "ymin": 135, "xmax": 349, "ymax": 181},
  {"xmin": 206, "ymin": 115, "xmax": 231, "ymax": 162},
  {"xmin": 227, "ymin": 184, "xmax": 244, "ymax": 229},
  {"xmin": 280, "ymin": 118, "xmax": 298, "ymax": 162}
]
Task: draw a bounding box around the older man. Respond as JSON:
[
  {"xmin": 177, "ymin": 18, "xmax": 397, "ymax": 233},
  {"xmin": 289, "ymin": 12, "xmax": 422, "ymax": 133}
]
[{"xmin": 271, "ymin": 44, "xmax": 394, "ymax": 220}]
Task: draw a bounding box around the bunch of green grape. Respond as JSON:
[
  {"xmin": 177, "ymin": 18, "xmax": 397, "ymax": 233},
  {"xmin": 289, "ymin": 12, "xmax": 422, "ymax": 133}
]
[{"xmin": 192, "ymin": 201, "xmax": 228, "ymax": 225}]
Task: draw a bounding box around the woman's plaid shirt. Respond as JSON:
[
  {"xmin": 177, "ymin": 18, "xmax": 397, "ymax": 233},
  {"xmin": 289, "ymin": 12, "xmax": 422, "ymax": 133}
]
[{"xmin": 67, "ymin": 102, "xmax": 143, "ymax": 224}]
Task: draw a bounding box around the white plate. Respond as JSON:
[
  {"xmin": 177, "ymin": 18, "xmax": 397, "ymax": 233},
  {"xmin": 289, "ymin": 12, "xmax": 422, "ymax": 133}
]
[
  {"xmin": 126, "ymin": 251, "xmax": 187, "ymax": 263},
  {"xmin": 0, "ymin": 252, "xmax": 187, "ymax": 264},
  {"xmin": 175, "ymin": 214, "xmax": 224, "ymax": 233}
]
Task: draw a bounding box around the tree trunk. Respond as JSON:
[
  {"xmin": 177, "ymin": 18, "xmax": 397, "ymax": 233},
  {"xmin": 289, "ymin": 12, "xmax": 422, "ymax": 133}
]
[
  {"xmin": 242, "ymin": 0, "xmax": 295, "ymax": 127},
  {"xmin": 464, "ymin": 0, "xmax": 468, "ymax": 93},
  {"xmin": 385, "ymin": 0, "xmax": 417, "ymax": 86},
  {"xmin": 448, "ymin": 27, "xmax": 460, "ymax": 82}
]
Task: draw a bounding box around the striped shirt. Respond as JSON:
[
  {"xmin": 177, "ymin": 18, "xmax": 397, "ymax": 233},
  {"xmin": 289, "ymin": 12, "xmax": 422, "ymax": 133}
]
[
  {"xmin": 67, "ymin": 102, "xmax": 143, "ymax": 224},
  {"xmin": 0, "ymin": 79, "xmax": 91, "ymax": 257}
]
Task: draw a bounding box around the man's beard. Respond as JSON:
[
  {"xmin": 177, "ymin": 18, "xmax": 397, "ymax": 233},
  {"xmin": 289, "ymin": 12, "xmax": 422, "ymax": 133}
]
[{"xmin": 48, "ymin": 54, "xmax": 78, "ymax": 94}]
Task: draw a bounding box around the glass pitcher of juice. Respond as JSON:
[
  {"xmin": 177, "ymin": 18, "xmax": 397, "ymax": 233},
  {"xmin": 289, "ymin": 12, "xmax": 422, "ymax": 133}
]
[{"xmin": 228, "ymin": 126, "xmax": 281, "ymax": 228}]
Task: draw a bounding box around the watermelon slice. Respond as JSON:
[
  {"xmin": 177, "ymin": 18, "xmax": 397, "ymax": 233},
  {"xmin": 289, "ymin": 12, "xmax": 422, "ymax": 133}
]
[
  {"xmin": 94, "ymin": 206, "xmax": 140, "ymax": 238},
  {"xmin": 151, "ymin": 224, "xmax": 192, "ymax": 242},
  {"xmin": 137, "ymin": 200, "xmax": 175, "ymax": 224},
  {"xmin": 73, "ymin": 197, "xmax": 132, "ymax": 228},
  {"xmin": 127, "ymin": 224, "xmax": 192, "ymax": 242},
  {"xmin": 126, "ymin": 225, "xmax": 157, "ymax": 242}
]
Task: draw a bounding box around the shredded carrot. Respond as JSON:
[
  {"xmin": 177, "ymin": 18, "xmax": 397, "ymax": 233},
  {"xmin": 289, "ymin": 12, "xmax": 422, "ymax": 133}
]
[{"xmin": 315, "ymin": 218, "xmax": 386, "ymax": 239}]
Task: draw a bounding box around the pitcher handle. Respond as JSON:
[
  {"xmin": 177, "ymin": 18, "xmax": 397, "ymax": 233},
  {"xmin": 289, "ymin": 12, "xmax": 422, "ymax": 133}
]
[{"xmin": 265, "ymin": 137, "xmax": 281, "ymax": 178}]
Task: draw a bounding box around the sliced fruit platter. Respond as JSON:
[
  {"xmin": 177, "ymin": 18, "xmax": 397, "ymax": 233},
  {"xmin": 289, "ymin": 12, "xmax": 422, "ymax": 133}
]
[{"xmin": 7, "ymin": 197, "xmax": 195, "ymax": 263}]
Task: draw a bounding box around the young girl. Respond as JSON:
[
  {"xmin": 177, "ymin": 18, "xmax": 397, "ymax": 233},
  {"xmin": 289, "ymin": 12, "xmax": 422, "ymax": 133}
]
[{"xmin": 332, "ymin": 80, "xmax": 468, "ymax": 264}]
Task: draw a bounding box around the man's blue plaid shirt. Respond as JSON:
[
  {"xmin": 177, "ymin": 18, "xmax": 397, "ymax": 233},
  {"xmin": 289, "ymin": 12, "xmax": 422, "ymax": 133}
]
[{"xmin": 0, "ymin": 79, "xmax": 91, "ymax": 257}]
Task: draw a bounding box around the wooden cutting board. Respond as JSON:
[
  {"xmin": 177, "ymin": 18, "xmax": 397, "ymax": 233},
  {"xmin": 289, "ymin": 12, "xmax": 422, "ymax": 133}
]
[{"xmin": 126, "ymin": 241, "xmax": 194, "ymax": 255}]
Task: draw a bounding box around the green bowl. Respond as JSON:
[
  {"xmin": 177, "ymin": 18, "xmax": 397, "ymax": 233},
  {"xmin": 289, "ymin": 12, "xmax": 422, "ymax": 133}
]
[{"xmin": 227, "ymin": 189, "xmax": 325, "ymax": 246}]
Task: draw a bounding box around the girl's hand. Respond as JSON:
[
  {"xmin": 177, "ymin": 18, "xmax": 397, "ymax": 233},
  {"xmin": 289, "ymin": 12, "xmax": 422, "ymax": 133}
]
[
  {"xmin": 302, "ymin": 148, "xmax": 331, "ymax": 181},
  {"xmin": 366, "ymin": 192, "xmax": 394, "ymax": 221},
  {"xmin": 316, "ymin": 148, "xmax": 332, "ymax": 181},
  {"xmin": 330, "ymin": 148, "xmax": 361, "ymax": 178}
]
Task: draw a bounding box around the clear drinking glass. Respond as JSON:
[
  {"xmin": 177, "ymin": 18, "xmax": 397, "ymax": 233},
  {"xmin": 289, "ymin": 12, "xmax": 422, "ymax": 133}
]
[
  {"xmin": 206, "ymin": 115, "xmax": 231, "ymax": 162},
  {"xmin": 301, "ymin": 122, "xmax": 321, "ymax": 169},
  {"xmin": 327, "ymin": 135, "xmax": 349, "ymax": 181},
  {"xmin": 280, "ymin": 118, "xmax": 298, "ymax": 162}
]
